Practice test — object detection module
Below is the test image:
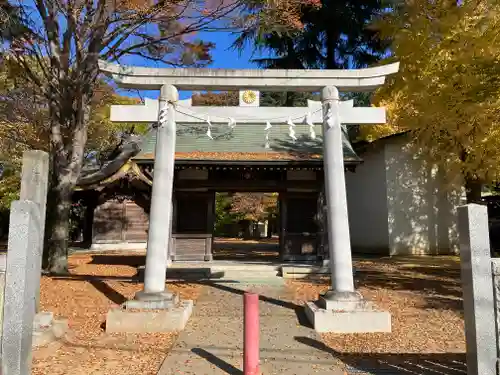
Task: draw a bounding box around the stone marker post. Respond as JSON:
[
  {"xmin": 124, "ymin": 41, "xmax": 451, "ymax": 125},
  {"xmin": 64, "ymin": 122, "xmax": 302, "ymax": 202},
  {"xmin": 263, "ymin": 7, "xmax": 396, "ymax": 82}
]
[
  {"xmin": 0, "ymin": 253, "xmax": 6, "ymax": 343},
  {"xmin": 19, "ymin": 150, "xmax": 49, "ymax": 312},
  {"xmin": 458, "ymin": 204, "xmax": 496, "ymax": 375},
  {"xmin": 2, "ymin": 200, "xmax": 41, "ymax": 375}
]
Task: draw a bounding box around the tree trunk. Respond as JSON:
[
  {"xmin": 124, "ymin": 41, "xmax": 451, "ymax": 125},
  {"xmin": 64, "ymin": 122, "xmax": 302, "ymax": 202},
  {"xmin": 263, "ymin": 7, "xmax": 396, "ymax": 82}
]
[
  {"xmin": 43, "ymin": 92, "xmax": 91, "ymax": 273},
  {"xmin": 325, "ymin": 26, "xmax": 338, "ymax": 69},
  {"xmin": 83, "ymin": 193, "xmax": 98, "ymax": 248},
  {"xmin": 459, "ymin": 148, "xmax": 483, "ymax": 204},
  {"xmin": 465, "ymin": 175, "xmax": 482, "ymax": 204},
  {"xmin": 44, "ymin": 174, "xmax": 73, "ymax": 274}
]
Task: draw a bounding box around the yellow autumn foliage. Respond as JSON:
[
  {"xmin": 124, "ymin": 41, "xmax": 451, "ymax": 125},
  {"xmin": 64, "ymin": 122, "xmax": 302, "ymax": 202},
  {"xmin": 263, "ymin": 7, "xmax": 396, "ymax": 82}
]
[{"xmin": 371, "ymin": 0, "xmax": 500, "ymax": 189}]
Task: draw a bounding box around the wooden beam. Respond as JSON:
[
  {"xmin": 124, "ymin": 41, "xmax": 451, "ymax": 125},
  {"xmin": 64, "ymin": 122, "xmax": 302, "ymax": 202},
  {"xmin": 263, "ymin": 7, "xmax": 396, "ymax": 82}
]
[{"xmin": 174, "ymin": 179, "xmax": 320, "ymax": 191}]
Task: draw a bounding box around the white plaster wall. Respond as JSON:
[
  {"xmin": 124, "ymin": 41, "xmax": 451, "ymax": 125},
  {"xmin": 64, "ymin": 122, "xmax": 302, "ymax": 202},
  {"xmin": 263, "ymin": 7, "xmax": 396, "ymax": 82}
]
[
  {"xmin": 384, "ymin": 136, "xmax": 464, "ymax": 255},
  {"xmin": 346, "ymin": 145, "xmax": 390, "ymax": 254}
]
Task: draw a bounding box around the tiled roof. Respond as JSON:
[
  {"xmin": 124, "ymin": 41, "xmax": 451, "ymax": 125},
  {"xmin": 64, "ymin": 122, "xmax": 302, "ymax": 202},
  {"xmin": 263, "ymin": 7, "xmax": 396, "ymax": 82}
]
[
  {"xmin": 174, "ymin": 151, "xmax": 322, "ymax": 161},
  {"xmin": 134, "ymin": 123, "xmax": 361, "ymax": 162},
  {"xmin": 138, "ymin": 151, "xmax": 323, "ymax": 161}
]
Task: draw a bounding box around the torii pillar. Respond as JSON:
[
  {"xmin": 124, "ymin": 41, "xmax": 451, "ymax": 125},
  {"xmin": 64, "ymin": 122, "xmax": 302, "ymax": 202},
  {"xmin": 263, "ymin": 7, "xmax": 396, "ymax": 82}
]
[
  {"xmin": 321, "ymin": 86, "xmax": 356, "ymax": 297},
  {"xmin": 135, "ymin": 85, "xmax": 177, "ymax": 302},
  {"xmin": 303, "ymin": 86, "xmax": 392, "ymax": 333}
]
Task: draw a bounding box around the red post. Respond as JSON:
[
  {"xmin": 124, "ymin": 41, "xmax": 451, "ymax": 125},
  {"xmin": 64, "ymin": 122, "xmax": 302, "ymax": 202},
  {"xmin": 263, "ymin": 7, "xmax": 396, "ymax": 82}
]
[{"xmin": 244, "ymin": 292, "xmax": 260, "ymax": 375}]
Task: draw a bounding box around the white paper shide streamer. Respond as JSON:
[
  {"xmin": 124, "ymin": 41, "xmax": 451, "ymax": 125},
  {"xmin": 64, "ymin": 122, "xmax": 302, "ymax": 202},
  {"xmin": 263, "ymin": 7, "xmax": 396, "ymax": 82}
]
[
  {"xmin": 306, "ymin": 112, "xmax": 315, "ymax": 140},
  {"xmin": 206, "ymin": 116, "xmax": 213, "ymax": 139},
  {"xmin": 158, "ymin": 104, "xmax": 168, "ymax": 127},
  {"xmin": 326, "ymin": 107, "xmax": 341, "ymax": 129},
  {"xmin": 264, "ymin": 121, "xmax": 272, "ymax": 149},
  {"xmin": 172, "ymin": 105, "xmax": 324, "ymax": 142},
  {"xmin": 287, "ymin": 117, "xmax": 297, "ymax": 142}
]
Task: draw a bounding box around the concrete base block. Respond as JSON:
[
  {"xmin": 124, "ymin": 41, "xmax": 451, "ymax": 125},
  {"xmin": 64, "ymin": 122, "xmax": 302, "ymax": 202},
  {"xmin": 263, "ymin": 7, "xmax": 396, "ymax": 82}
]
[
  {"xmin": 124, "ymin": 296, "xmax": 179, "ymax": 310},
  {"xmin": 34, "ymin": 312, "xmax": 54, "ymax": 329},
  {"xmin": 304, "ymin": 301, "xmax": 391, "ymax": 333},
  {"xmin": 32, "ymin": 319, "xmax": 69, "ymax": 347},
  {"xmin": 318, "ymin": 293, "xmax": 366, "ymax": 311},
  {"xmin": 106, "ymin": 300, "xmax": 193, "ymax": 333}
]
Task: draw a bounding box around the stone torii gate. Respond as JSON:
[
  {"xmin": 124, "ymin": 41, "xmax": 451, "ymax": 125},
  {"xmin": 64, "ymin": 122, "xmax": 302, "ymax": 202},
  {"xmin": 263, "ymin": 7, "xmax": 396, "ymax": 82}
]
[{"xmin": 100, "ymin": 61, "xmax": 399, "ymax": 333}]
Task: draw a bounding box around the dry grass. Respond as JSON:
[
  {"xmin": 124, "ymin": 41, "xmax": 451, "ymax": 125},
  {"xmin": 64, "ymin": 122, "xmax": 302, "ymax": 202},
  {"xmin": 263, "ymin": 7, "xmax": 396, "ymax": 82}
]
[
  {"xmin": 33, "ymin": 251, "xmax": 202, "ymax": 375},
  {"xmin": 287, "ymin": 256, "xmax": 466, "ymax": 373}
]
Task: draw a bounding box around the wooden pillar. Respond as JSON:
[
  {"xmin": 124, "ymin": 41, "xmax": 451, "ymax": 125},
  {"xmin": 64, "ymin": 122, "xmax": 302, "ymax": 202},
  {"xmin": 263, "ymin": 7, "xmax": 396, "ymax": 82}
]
[
  {"xmin": 206, "ymin": 191, "xmax": 215, "ymax": 261},
  {"xmin": 316, "ymin": 185, "xmax": 329, "ymax": 263},
  {"xmin": 83, "ymin": 193, "xmax": 98, "ymax": 248},
  {"xmin": 279, "ymin": 192, "xmax": 288, "ymax": 260}
]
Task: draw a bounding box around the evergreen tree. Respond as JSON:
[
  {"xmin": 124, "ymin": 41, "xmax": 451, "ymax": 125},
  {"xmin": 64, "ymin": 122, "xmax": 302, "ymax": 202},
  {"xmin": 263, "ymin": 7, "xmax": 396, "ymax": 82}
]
[
  {"xmin": 237, "ymin": 0, "xmax": 390, "ymax": 70},
  {"xmin": 235, "ymin": 1, "xmax": 390, "ymax": 107}
]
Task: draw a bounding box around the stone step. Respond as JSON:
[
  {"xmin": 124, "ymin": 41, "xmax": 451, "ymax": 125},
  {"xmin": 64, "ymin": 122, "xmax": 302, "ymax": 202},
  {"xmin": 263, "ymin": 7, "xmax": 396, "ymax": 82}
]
[
  {"xmin": 164, "ymin": 264, "xmax": 284, "ymax": 285},
  {"xmin": 282, "ymin": 264, "xmax": 356, "ymax": 279},
  {"xmin": 166, "ymin": 269, "xmax": 281, "ymax": 281},
  {"xmin": 281, "ymin": 265, "xmax": 330, "ymax": 279}
]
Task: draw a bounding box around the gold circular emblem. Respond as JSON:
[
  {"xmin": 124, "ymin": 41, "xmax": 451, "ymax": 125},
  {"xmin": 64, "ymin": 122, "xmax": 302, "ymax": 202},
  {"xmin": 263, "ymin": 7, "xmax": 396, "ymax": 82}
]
[{"xmin": 242, "ymin": 90, "xmax": 257, "ymax": 104}]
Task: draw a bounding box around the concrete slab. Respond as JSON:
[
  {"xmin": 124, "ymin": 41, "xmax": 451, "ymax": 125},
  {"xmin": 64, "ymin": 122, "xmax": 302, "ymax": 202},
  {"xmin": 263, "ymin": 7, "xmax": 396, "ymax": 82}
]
[
  {"xmin": 105, "ymin": 300, "xmax": 193, "ymax": 333},
  {"xmin": 305, "ymin": 301, "xmax": 391, "ymax": 333}
]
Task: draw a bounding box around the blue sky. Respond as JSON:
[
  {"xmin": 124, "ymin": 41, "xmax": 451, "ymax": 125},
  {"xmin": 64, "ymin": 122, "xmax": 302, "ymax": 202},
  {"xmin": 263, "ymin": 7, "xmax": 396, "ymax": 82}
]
[
  {"xmin": 120, "ymin": 31, "xmax": 265, "ymax": 100},
  {"xmin": 16, "ymin": 1, "xmax": 266, "ymax": 100},
  {"xmin": 198, "ymin": 31, "xmax": 260, "ymax": 69}
]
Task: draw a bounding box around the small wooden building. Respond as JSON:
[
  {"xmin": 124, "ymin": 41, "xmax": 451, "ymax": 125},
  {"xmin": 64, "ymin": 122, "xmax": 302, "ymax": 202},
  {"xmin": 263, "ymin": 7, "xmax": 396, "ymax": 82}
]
[
  {"xmin": 75, "ymin": 91, "xmax": 464, "ymax": 261},
  {"xmin": 75, "ymin": 108, "xmax": 363, "ymax": 262}
]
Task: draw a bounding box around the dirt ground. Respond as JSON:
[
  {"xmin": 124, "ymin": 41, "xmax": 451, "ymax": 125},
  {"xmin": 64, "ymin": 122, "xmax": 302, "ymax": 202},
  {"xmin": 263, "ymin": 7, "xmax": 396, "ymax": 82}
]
[
  {"xmin": 32, "ymin": 251, "xmax": 201, "ymax": 375},
  {"xmin": 287, "ymin": 256, "xmax": 466, "ymax": 373},
  {"xmin": 32, "ymin": 252, "xmax": 466, "ymax": 374}
]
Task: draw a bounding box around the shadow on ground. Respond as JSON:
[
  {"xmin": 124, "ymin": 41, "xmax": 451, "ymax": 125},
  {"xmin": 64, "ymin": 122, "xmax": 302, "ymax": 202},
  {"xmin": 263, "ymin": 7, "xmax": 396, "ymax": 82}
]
[
  {"xmin": 56, "ymin": 254, "xmax": 464, "ymax": 314},
  {"xmin": 49, "ymin": 254, "xmax": 466, "ymax": 374},
  {"xmin": 357, "ymin": 268, "xmax": 462, "ymax": 311},
  {"xmin": 49, "ymin": 273, "xmax": 312, "ymax": 327},
  {"xmin": 88, "ymin": 255, "xmax": 146, "ymax": 267},
  {"xmin": 88, "ymin": 280, "xmax": 128, "ymax": 305},
  {"xmin": 295, "ymin": 336, "xmax": 466, "ymax": 375},
  {"xmin": 297, "ymin": 257, "xmax": 463, "ymax": 312},
  {"xmin": 200, "ymin": 281, "xmax": 313, "ymax": 328},
  {"xmin": 191, "ymin": 348, "xmax": 243, "ymax": 375}
]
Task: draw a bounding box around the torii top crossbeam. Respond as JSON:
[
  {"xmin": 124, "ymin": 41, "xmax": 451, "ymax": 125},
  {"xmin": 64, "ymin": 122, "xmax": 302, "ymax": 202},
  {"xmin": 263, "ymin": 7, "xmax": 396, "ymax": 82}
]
[{"xmin": 99, "ymin": 61, "xmax": 400, "ymax": 92}]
